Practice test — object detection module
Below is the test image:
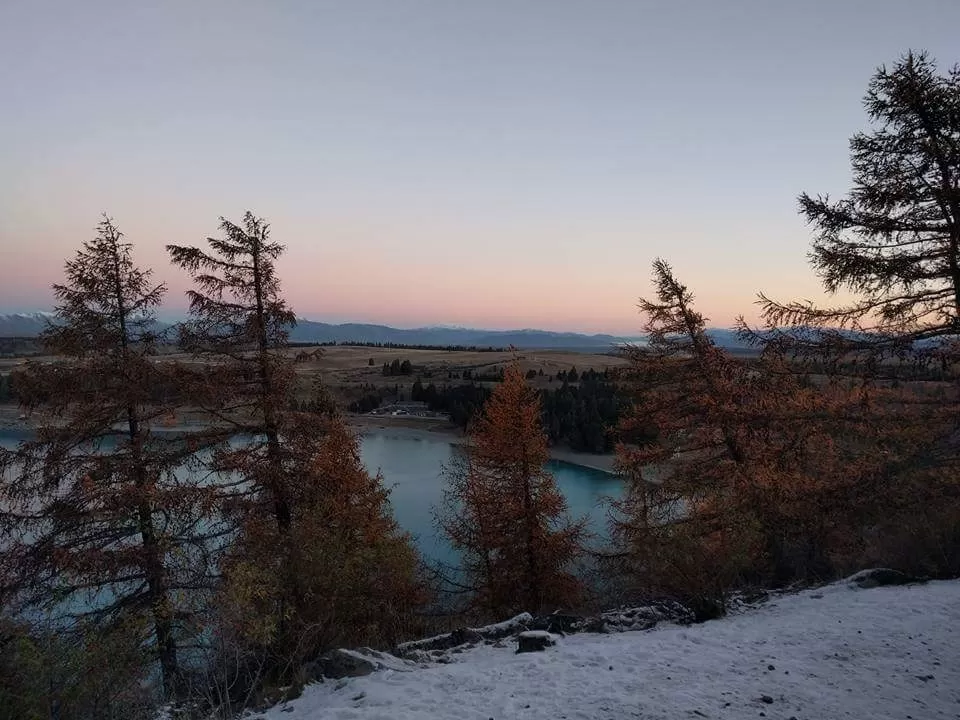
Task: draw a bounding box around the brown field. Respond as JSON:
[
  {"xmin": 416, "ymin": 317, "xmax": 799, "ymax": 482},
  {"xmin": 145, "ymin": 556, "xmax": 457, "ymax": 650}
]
[
  {"xmin": 284, "ymin": 345, "xmax": 629, "ymax": 406},
  {"xmin": 0, "ymin": 345, "xmax": 629, "ymax": 409},
  {"xmin": 291, "ymin": 345, "xmax": 626, "ymax": 382}
]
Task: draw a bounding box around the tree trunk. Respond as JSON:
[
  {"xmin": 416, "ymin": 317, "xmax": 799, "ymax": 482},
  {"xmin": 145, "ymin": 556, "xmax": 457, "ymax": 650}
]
[
  {"xmin": 250, "ymin": 242, "xmax": 303, "ymax": 665},
  {"xmin": 112, "ymin": 243, "xmax": 179, "ymax": 697},
  {"xmin": 520, "ymin": 456, "xmax": 540, "ymax": 613}
]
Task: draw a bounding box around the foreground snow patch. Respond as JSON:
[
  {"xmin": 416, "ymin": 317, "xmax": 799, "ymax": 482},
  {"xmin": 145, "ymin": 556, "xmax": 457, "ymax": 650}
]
[{"xmin": 259, "ymin": 580, "xmax": 960, "ymax": 719}]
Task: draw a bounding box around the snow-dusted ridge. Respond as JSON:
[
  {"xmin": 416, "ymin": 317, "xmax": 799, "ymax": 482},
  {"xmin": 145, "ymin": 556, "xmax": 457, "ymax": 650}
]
[{"xmin": 255, "ymin": 576, "xmax": 960, "ymax": 719}]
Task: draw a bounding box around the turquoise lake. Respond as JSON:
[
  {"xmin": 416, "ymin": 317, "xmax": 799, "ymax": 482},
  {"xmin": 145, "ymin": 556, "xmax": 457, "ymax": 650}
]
[{"xmin": 0, "ymin": 429, "xmax": 623, "ymax": 566}]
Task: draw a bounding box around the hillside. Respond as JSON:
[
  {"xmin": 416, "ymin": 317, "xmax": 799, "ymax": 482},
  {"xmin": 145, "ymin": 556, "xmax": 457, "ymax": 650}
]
[
  {"xmin": 0, "ymin": 313, "xmax": 757, "ymax": 352},
  {"xmin": 0, "ymin": 312, "xmax": 629, "ymax": 349},
  {"xmin": 256, "ymin": 577, "xmax": 960, "ymax": 720}
]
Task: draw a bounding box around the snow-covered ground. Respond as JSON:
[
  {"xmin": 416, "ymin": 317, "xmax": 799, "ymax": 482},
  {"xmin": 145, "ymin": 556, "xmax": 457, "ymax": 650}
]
[{"xmin": 258, "ymin": 579, "xmax": 960, "ymax": 720}]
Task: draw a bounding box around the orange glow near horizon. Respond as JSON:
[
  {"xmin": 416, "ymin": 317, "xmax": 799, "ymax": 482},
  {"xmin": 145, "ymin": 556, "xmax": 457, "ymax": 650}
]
[{"xmin": 0, "ymin": 210, "xmax": 836, "ymax": 336}]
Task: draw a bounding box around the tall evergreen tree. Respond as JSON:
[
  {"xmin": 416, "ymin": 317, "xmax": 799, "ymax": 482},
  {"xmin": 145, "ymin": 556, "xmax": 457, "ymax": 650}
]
[
  {"xmin": 754, "ymin": 51, "xmax": 960, "ymax": 359},
  {"xmin": 612, "ymin": 260, "xmax": 869, "ymax": 607},
  {"xmin": 743, "ymin": 52, "xmax": 960, "ymax": 577},
  {"xmin": 0, "ymin": 217, "xmax": 215, "ymax": 698},
  {"xmin": 168, "ymin": 212, "xmax": 424, "ymax": 676},
  {"xmin": 167, "ymin": 212, "xmax": 303, "ymax": 647},
  {"xmin": 438, "ymin": 362, "xmax": 585, "ymax": 616}
]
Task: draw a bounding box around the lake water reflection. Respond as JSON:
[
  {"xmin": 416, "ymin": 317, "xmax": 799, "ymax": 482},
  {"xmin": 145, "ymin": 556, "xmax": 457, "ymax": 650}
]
[
  {"xmin": 1, "ymin": 429, "xmax": 623, "ymax": 566},
  {"xmin": 360, "ymin": 431, "xmax": 623, "ymax": 565}
]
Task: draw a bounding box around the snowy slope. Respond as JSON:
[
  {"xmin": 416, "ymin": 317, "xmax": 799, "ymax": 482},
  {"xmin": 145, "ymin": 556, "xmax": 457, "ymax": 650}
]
[{"xmin": 258, "ymin": 579, "xmax": 960, "ymax": 720}]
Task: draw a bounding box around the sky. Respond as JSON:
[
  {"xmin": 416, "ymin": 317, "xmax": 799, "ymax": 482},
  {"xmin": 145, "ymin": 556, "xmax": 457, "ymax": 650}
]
[{"xmin": 1, "ymin": 0, "xmax": 958, "ymax": 334}]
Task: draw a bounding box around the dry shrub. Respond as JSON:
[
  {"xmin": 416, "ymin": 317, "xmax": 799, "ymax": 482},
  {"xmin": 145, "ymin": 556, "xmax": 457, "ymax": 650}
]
[{"xmin": 0, "ymin": 613, "xmax": 157, "ymax": 720}]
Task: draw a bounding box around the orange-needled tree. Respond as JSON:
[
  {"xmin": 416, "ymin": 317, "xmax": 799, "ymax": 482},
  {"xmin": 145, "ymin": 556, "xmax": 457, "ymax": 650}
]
[
  {"xmin": 742, "ymin": 52, "xmax": 960, "ymax": 577},
  {"xmin": 611, "ymin": 260, "xmax": 875, "ymax": 613},
  {"xmin": 439, "ymin": 361, "xmax": 585, "ymax": 617},
  {"xmin": 168, "ymin": 212, "xmax": 425, "ymax": 689}
]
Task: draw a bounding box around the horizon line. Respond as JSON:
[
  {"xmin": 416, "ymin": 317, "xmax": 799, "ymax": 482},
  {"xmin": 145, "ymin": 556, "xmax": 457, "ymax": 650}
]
[{"xmin": 0, "ymin": 309, "xmax": 755, "ymax": 338}]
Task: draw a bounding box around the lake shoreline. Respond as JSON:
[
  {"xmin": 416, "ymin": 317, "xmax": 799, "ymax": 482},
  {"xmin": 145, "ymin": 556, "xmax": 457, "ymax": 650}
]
[
  {"xmin": 348, "ymin": 414, "xmax": 618, "ymax": 474},
  {"xmin": 0, "ymin": 405, "xmax": 619, "ymax": 475}
]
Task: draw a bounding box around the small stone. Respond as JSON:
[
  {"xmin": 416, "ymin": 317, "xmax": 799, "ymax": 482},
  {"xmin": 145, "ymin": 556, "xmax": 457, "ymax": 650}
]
[
  {"xmin": 760, "ymin": 695, "xmax": 774, "ymax": 704},
  {"xmin": 767, "ymin": 664, "xmax": 775, "ymax": 671},
  {"xmin": 608, "ymin": 665, "xmax": 613, "ymax": 671}
]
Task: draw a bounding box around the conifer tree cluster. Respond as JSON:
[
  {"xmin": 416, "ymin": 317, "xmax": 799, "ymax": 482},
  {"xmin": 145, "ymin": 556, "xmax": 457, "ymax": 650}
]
[
  {"xmin": 610, "ymin": 52, "xmax": 960, "ymax": 611},
  {"xmin": 0, "ymin": 213, "xmax": 426, "ymax": 713}
]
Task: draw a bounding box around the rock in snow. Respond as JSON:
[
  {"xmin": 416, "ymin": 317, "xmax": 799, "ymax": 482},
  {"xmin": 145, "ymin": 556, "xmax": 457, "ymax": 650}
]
[
  {"xmin": 846, "ymin": 567, "xmax": 917, "ymax": 589},
  {"xmin": 395, "ymin": 613, "xmax": 534, "ymax": 659},
  {"xmin": 258, "ymin": 579, "xmax": 960, "ymax": 719},
  {"xmin": 516, "ymin": 631, "xmax": 558, "ymax": 653},
  {"xmin": 316, "ymin": 648, "xmax": 417, "ymax": 679}
]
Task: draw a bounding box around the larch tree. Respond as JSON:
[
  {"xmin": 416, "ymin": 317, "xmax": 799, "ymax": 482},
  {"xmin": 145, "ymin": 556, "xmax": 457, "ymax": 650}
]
[
  {"xmin": 167, "ymin": 212, "xmax": 305, "ymax": 660},
  {"xmin": 611, "ymin": 259, "xmax": 759, "ymax": 609},
  {"xmin": 744, "ymin": 51, "xmax": 960, "ymax": 576},
  {"xmin": 754, "ymin": 51, "xmax": 960, "ymax": 360},
  {"xmin": 217, "ymin": 416, "xmax": 426, "ymax": 668},
  {"xmin": 0, "ymin": 217, "xmax": 218, "ymax": 699},
  {"xmin": 168, "ymin": 212, "xmax": 424, "ymax": 678},
  {"xmin": 612, "ymin": 260, "xmax": 870, "ymax": 609},
  {"xmin": 439, "ymin": 361, "xmax": 585, "ymax": 617}
]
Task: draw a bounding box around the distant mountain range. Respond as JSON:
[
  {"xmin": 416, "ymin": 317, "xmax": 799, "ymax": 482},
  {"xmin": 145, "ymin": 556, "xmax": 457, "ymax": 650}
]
[
  {"xmin": 0, "ymin": 312, "xmax": 752, "ymax": 351},
  {"xmin": 0, "ymin": 313, "xmax": 58, "ymax": 337},
  {"xmin": 287, "ymin": 321, "xmax": 634, "ymax": 349}
]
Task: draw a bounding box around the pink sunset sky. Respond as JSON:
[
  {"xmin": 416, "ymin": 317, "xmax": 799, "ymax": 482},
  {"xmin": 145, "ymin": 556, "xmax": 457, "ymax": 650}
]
[{"xmin": 2, "ymin": 1, "xmax": 956, "ymax": 335}]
